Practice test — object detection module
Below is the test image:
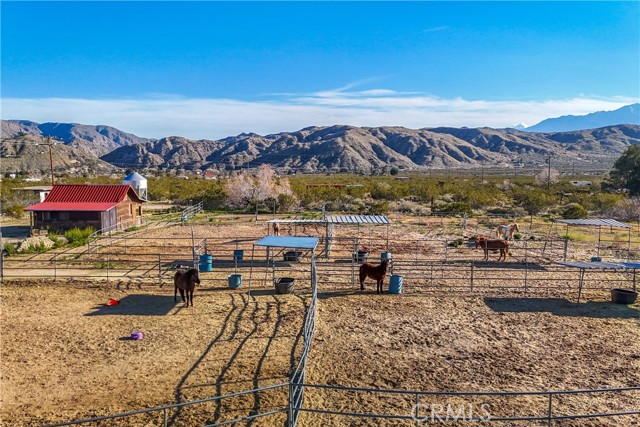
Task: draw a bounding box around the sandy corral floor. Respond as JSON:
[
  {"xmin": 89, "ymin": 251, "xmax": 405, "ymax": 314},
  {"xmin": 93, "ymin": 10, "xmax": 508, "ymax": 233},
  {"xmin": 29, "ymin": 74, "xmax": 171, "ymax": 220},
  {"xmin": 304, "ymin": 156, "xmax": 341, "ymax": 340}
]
[
  {"xmin": 0, "ymin": 280, "xmax": 307, "ymax": 427},
  {"xmin": 302, "ymin": 291, "xmax": 640, "ymax": 427}
]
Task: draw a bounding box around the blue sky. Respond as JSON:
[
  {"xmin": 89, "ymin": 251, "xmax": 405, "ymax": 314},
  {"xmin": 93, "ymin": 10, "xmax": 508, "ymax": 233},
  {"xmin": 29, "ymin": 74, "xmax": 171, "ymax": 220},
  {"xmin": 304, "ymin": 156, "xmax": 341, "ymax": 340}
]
[{"xmin": 1, "ymin": 1, "xmax": 639, "ymax": 139}]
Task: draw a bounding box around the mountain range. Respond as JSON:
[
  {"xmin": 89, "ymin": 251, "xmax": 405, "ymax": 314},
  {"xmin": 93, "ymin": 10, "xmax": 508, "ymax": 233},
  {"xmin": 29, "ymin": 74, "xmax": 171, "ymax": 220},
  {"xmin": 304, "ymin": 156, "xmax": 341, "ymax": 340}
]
[
  {"xmin": 1, "ymin": 104, "xmax": 639, "ymax": 175},
  {"xmin": 524, "ymin": 103, "xmax": 639, "ymax": 132}
]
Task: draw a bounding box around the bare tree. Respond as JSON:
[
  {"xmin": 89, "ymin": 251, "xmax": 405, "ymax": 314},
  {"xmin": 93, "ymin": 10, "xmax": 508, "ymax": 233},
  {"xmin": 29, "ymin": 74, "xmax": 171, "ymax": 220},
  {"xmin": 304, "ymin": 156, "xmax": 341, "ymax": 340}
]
[
  {"xmin": 535, "ymin": 167, "xmax": 560, "ymax": 187},
  {"xmin": 225, "ymin": 165, "xmax": 296, "ymax": 220},
  {"xmin": 608, "ymin": 197, "xmax": 640, "ymax": 221}
]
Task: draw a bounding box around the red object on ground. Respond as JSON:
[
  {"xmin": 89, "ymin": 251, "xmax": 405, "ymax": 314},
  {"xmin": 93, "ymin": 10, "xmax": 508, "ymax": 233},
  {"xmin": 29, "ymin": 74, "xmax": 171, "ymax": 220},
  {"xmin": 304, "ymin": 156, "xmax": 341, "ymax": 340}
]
[{"xmin": 105, "ymin": 299, "xmax": 120, "ymax": 306}]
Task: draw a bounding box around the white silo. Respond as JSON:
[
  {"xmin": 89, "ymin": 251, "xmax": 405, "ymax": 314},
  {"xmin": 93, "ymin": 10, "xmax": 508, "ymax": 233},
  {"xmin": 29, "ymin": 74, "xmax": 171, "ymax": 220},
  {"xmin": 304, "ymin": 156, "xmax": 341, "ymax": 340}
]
[{"xmin": 122, "ymin": 172, "xmax": 148, "ymax": 200}]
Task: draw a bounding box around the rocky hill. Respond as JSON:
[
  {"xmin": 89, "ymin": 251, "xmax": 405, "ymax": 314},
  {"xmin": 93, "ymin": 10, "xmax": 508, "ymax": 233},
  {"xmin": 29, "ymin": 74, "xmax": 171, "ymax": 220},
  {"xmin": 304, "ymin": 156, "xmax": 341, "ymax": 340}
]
[
  {"xmin": 101, "ymin": 124, "xmax": 640, "ymax": 173},
  {"xmin": 3, "ymin": 119, "xmax": 639, "ymax": 174},
  {"xmin": 1, "ymin": 120, "xmax": 152, "ymax": 156},
  {"xmin": 1, "ymin": 134, "xmax": 119, "ymax": 176}
]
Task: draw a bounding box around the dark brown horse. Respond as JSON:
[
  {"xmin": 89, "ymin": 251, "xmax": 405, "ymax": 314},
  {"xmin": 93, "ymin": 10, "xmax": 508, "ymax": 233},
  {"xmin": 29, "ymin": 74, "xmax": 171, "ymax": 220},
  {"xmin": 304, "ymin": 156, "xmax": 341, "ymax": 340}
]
[
  {"xmin": 359, "ymin": 259, "xmax": 390, "ymax": 294},
  {"xmin": 475, "ymin": 238, "xmax": 509, "ymax": 261},
  {"xmin": 174, "ymin": 268, "xmax": 200, "ymax": 307}
]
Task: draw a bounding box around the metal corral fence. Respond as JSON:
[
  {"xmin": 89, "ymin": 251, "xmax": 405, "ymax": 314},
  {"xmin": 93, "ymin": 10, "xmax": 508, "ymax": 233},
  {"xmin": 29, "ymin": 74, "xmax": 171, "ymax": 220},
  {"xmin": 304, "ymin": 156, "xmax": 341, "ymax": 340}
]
[
  {"xmin": 3, "ymin": 236, "xmax": 639, "ymax": 426},
  {"xmin": 299, "ymin": 384, "xmax": 640, "ymax": 426},
  {"xmin": 2, "ymin": 237, "xmax": 639, "ymax": 296}
]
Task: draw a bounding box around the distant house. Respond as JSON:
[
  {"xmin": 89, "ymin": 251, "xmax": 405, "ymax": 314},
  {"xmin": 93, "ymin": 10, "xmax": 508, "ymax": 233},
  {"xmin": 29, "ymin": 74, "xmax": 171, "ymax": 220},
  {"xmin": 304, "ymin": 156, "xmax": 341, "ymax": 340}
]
[
  {"xmin": 25, "ymin": 184, "xmax": 144, "ymax": 232},
  {"xmin": 570, "ymin": 181, "xmax": 593, "ymax": 187},
  {"xmin": 17, "ymin": 185, "xmax": 53, "ymax": 203},
  {"xmin": 203, "ymin": 171, "xmax": 218, "ymax": 180}
]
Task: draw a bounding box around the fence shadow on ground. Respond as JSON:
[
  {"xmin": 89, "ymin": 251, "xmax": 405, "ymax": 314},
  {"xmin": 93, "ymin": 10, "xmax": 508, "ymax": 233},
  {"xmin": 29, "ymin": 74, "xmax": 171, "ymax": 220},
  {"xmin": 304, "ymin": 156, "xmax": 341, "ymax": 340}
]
[
  {"xmin": 484, "ymin": 297, "xmax": 640, "ymax": 319},
  {"xmin": 86, "ymin": 294, "xmax": 177, "ymax": 316}
]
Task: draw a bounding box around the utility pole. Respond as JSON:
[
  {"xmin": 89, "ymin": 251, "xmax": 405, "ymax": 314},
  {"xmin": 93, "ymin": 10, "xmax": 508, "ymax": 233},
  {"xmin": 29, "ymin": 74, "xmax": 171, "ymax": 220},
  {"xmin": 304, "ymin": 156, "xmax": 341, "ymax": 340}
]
[
  {"xmin": 36, "ymin": 137, "xmax": 55, "ymax": 185},
  {"xmin": 546, "ymin": 153, "xmax": 551, "ymax": 192},
  {"xmin": 47, "ymin": 137, "xmax": 55, "ymax": 186}
]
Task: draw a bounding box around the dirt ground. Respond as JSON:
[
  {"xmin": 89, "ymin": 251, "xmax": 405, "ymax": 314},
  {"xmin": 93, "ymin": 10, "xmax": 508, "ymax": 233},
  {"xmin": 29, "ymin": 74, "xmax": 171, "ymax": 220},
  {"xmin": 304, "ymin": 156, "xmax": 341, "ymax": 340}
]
[
  {"xmin": 302, "ymin": 291, "xmax": 640, "ymax": 426},
  {"xmin": 0, "ymin": 280, "xmax": 307, "ymax": 427},
  {"xmin": 2, "ymin": 217, "xmax": 639, "ymax": 426}
]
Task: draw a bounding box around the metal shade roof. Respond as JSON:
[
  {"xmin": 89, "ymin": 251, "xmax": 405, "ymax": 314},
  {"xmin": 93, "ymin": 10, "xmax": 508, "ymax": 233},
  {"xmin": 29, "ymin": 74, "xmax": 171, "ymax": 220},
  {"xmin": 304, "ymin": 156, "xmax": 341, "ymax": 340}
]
[
  {"xmin": 267, "ymin": 215, "xmax": 390, "ymax": 225},
  {"xmin": 254, "ymin": 236, "xmax": 319, "ymax": 250},
  {"xmin": 554, "ymin": 219, "xmax": 631, "ymax": 228},
  {"xmin": 556, "ymin": 261, "xmax": 627, "ymax": 269},
  {"xmin": 326, "ymin": 215, "xmax": 390, "ymax": 224},
  {"xmin": 25, "ymin": 184, "xmax": 142, "ymax": 212}
]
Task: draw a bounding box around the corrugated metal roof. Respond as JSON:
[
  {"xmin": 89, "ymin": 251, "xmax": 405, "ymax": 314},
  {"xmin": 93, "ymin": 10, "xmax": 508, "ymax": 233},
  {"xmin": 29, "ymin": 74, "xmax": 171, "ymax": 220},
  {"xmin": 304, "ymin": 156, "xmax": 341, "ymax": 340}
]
[
  {"xmin": 267, "ymin": 215, "xmax": 390, "ymax": 225},
  {"xmin": 25, "ymin": 184, "xmax": 142, "ymax": 212},
  {"xmin": 554, "ymin": 219, "xmax": 631, "ymax": 228},
  {"xmin": 254, "ymin": 236, "xmax": 319, "ymax": 249},
  {"xmin": 326, "ymin": 215, "xmax": 390, "ymax": 224},
  {"xmin": 556, "ymin": 261, "xmax": 627, "ymax": 269}
]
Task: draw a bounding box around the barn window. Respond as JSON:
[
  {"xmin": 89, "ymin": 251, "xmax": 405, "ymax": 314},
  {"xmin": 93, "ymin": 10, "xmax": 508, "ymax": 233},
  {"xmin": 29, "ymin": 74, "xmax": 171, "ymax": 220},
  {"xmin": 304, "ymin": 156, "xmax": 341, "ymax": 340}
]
[{"xmin": 130, "ymin": 204, "xmax": 133, "ymax": 215}]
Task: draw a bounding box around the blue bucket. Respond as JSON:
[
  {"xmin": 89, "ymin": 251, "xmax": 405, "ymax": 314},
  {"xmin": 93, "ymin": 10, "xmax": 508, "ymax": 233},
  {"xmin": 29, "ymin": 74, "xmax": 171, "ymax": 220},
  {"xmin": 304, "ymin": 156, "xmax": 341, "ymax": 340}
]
[
  {"xmin": 233, "ymin": 250, "xmax": 244, "ymax": 261},
  {"xmin": 199, "ymin": 254, "xmax": 213, "ymax": 272},
  {"xmin": 228, "ymin": 274, "xmax": 242, "ymax": 289},
  {"xmin": 388, "ymin": 275, "xmax": 403, "ymax": 294},
  {"xmin": 381, "ymin": 252, "xmax": 392, "ymax": 261}
]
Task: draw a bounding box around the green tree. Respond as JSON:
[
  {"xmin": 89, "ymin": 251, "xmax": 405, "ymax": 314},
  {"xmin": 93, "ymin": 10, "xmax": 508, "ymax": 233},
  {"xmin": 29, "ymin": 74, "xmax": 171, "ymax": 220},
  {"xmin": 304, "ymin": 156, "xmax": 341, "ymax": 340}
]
[{"xmin": 604, "ymin": 145, "xmax": 640, "ymax": 196}]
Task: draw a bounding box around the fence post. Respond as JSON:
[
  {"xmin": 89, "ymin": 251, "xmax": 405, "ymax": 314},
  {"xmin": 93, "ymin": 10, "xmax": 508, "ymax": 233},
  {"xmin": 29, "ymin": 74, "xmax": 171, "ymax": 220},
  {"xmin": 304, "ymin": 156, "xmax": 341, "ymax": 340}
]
[
  {"xmin": 415, "ymin": 392, "xmax": 420, "ymax": 427},
  {"xmin": 524, "ymin": 263, "xmax": 528, "ymax": 294},
  {"xmin": 288, "ymin": 382, "xmax": 294, "ymax": 427},
  {"xmin": 563, "ymin": 239, "xmax": 568, "ymax": 262},
  {"xmin": 53, "ymin": 253, "xmax": 57, "ymax": 281},
  {"xmin": 351, "ymin": 239, "xmax": 357, "ymax": 287},
  {"xmin": 547, "ymin": 393, "xmax": 553, "ymax": 427},
  {"xmin": 106, "ymin": 255, "xmax": 110, "ymax": 283},
  {"xmin": 470, "ymin": 262, "xmax": 474, "ymax": 291},
  {"xmin": 163, "ymin": 407, "xmax": 168, "ymax": 427},
  {"xmin": 158, "ymin": 255, "xmax": 162, "ymax": 285}
]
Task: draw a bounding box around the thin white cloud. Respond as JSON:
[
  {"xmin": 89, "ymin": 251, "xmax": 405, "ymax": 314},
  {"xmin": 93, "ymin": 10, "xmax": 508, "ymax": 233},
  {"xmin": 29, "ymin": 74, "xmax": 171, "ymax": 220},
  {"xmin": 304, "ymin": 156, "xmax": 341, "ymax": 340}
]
[
  {"xmin": 1, "ymin": 91, "xmax": 637, "ymax": 140},
  {"xmin": 421, "ymin": 26, "xmax": 449, "ymax": 33}
]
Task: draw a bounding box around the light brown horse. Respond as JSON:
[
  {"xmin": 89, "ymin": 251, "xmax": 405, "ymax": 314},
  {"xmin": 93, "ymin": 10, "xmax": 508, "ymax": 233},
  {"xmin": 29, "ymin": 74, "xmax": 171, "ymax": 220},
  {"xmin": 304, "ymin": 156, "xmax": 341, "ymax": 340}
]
[
  {"xmin": 475, "ymin": 238, "xmax": 509, "ymax": 261},
  {"xmin": 174, "ymin": 268, "xmax": 200, "ymax": 307},
  {"xmin": 494, "ymin": 223, "xmax": 519, "ymax": 240},
  {"xmin": 359, "ymin": 259, "xmax": 390, "ymax": 294}
]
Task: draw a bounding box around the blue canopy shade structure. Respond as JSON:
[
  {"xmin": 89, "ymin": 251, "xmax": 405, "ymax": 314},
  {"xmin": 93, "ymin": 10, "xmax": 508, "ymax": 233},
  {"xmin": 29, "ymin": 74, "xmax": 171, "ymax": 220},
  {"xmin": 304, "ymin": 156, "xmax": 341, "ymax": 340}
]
[
  {"xmin": 248, "ymin": 236, "xmax": 319, "ymax": 295},
  {"xmin": 254, "ymin": 236, "xmax": 319, "ymax": 250}
]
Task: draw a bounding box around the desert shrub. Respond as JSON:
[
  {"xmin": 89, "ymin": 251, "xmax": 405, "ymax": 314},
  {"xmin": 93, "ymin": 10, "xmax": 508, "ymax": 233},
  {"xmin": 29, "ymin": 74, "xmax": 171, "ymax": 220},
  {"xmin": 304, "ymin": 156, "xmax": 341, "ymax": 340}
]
[
  {"xmin": 433, "ymin": 202, "xmax": 472, "ymax": 215},
  {"xmin": 64, "ymin": 226, "xmax": 95, "ymax": 247},
  {"xmin": 2, "ymin": 205, "xmax": 24, "ymax": 219},
  {"xmin": 368, "ymin": 200, "xmax": 390, "ymax": 215},
  {"xmin": 3, "ymin": 243, "xmax": 17, "ymax": 256},
  {"xmin": 47, "ymin": 233, "xmax": 68, "ymax": 248},
  {"xmin": 19, "ymin": 240, "xmax": 49, "ymax": 253},
  {"xmin": 562, "ymin": 203, "xmax": 588, "ymax": 219},
  {"xmin": 448, "ymin": 238, "xmax": 464, "ymax": 248},
  {"xmin": 513, "ymin": 232, "xmax": 522, "ymax": 240}
]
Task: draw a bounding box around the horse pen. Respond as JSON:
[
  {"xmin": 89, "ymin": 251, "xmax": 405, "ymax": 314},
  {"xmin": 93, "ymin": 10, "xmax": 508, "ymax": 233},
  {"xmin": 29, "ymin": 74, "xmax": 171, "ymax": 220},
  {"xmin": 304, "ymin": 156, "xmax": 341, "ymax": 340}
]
[{"xmin": 1, "ymin": 215, "xmax": 639, "ymax": 426}]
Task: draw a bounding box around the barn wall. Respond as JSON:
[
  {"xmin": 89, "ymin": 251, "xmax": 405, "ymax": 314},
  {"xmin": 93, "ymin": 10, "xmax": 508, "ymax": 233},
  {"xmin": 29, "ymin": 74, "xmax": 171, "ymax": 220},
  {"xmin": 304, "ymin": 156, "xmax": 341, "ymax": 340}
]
[{"xmin": 114, "ymin": 195, "xmax": 143, "ymax": 228}]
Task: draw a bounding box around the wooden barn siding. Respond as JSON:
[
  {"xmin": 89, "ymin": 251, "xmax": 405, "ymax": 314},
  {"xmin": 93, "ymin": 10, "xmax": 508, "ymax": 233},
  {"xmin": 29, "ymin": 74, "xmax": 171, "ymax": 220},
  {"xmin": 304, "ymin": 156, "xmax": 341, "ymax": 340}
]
[{"xmin": 114, "ymin": 195, "xmax": 143, "ymax": 228}]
